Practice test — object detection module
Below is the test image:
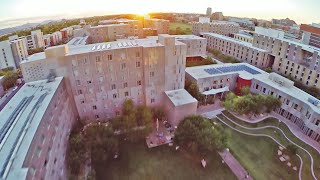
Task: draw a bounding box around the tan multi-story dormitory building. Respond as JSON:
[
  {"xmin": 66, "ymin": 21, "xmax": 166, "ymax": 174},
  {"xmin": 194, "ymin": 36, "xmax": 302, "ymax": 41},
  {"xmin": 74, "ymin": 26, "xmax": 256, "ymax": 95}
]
[
  {"xmin": 0, "ymin": 34, "xmax": 201, "ymax": 180},
  {"xmin": 74, "ymin": 18, "xmax": 170, "ymax": 44},
  {"xmin": 186, "ymin": 63, "xmax": 320, "ymax": 144},
  {"xmin": 191, "ymin": 19, "xmax": 240, "ymax": 36},
  {"xmin": 202, "ymin": 27, "xmax": 320, "ymax": 89}
]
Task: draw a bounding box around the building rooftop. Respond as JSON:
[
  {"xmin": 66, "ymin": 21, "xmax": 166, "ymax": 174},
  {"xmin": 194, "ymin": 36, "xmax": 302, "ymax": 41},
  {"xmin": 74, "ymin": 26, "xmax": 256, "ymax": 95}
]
[
  {"xmin": 186, "ymin": 63, "xmax": 320, "ymax": 114},
  {"xmin": 193, "ymin": 20, "xmax": 239, "ymax": 26},
  {"xmin": 203, "ymin": 33, "xmax": 268, "ymax": 52},
  {"xmin": 235, "ymin": 33, "xmax": 253, "ymax": 39},
  {"xmin": 173, "ymin": 35, "xmax": 206, "ymax": 40},
  {"xmin": 165, "ymin": 89, "xmax": 198, "ymax": 106},
  {"xmin": 90, "ymin": 24, "xmax": 127, "ymax": 29},
  {"xmin": 0, "ymin": 77, "xmax": 63, "ymax": 180},
  {"xmin": 22, "ymin": 35, "xmax": 187, "ymax": 63},
  {"xmin": 67, "ymin": 36, "xmax": 89, "ymax": 46}
]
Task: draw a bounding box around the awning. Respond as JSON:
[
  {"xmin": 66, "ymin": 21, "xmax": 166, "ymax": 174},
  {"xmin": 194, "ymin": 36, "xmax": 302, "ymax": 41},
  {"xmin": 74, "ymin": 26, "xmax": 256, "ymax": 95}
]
[{"xmin": 202, "ymin": 86, "xmax": 230, "ymax": 96}]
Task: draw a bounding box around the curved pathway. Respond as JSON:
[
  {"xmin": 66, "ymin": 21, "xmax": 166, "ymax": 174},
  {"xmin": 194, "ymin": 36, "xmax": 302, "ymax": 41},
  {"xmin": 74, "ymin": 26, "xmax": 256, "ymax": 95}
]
[
  {"xmin": 215, "ymin": 115, "xmax": 315, "ymax": 180},
  {"xmin": 230, "ymin": 112, "xmax": 320, "ymax": 154},
  {"xmin": 219, "ymin": 113, "xmax": 317, "ymax": 180},
  {"xmin": 297, "ymin": 154, "xmax": 303, "ymax": 180}
]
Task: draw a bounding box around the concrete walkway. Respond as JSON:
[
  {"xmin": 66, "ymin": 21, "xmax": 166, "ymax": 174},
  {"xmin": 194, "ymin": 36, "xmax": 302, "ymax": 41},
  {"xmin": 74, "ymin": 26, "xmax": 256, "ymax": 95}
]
[{"xmin": 219, "ymin": 149, "xmax": 253, "ymax": 180}]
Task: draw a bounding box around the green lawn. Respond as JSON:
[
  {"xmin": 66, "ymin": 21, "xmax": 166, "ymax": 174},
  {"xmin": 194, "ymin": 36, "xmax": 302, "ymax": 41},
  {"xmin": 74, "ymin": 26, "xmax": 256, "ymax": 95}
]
[
  {"xmin": 96, "ymin": 142, "xmax": 236, "ymax": 180},
  {"xmin": 218, "ymin": 111, "xmax": 320, "ymax": 180},
  {"xmin": 169, "ymin": 22, "xmax": 192, "ymax": 34},
  {"xmin": 223, "ymin": 126, "xmax": 299, "ymax": 180}
]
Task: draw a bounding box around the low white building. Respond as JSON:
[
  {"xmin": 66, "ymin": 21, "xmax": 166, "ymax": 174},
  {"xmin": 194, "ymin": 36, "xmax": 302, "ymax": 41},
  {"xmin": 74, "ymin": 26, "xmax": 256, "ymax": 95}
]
[
  {"xmin": 186, "ymin": 63, "xmax": 320, "ymax": 144},
  {"xmin": 164, "ymin": 89, "xmax": 198, "ymax": 126}
]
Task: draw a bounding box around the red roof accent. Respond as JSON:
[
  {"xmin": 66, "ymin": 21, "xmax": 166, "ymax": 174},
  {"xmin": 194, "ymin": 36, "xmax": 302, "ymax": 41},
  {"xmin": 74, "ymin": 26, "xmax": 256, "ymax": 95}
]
[{"xmin": 301, "ymin": 24, "xmax": 320, "ymax": 35}]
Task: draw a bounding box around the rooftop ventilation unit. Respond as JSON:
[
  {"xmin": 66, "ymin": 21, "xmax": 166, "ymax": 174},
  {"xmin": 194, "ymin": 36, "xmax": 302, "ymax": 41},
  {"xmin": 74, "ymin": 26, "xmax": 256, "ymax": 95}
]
[
  {"xmin": 47, "ymin": 69, "xmax": 56, "ymax": 83},
  {"xmin": 91, "ymin": 46, "xmax": 96, "ymax": 51}
]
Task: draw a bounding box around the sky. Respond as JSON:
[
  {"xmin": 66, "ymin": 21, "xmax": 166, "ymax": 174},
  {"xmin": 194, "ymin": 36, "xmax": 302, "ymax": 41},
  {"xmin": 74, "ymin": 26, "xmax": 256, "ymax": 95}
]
[{"xmin": 0, "ymin": 0, "xmax": 319, "ymax": 28}]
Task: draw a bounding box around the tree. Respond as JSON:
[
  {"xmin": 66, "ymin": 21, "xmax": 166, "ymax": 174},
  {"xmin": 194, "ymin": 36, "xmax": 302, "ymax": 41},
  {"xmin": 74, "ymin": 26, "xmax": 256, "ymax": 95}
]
[
  {"xmin": 185, "ymin": 81, "xmax": 203, "ymax": 101},
  {"xmin": 174, "ymin": 115, "xmax": 228, "ymax": 154},
  {"xmin": 153, "ymin": 107, "xmax": 166, "ymax": 121},
  {"xmin": 85, "ymin": 124, "xmax": 119, "ymax": 167},
  {"xmin": 115, "ymin": 99, "xmax": 137, "ymax": 132},
  {"xmin": 2, "ymin": 71, "xmax": 19, "ymax": 90},
  {"xmin": 240, "ymin": 86, "xmax": 250, "ymax": 96},
  {"xmin": 136, "ymin": 105, "xmax": 153, "ymax": 135},
  {"xmin": 68, "ymin": 133, "xmax": 87, "ymax": 175}
]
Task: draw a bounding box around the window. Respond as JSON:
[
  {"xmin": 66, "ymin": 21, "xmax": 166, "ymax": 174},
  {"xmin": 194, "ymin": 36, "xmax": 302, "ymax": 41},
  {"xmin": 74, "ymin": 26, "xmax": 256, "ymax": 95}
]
[
  {"xmin": 151, "ymin": 98, "xmax": 155, "ymax": 103},
  {"xmin": 263, "ymin": 88, "xmax": 266, "ymax": 93},
  {"xmin": 316, "ymin": 120, "xmax": 320, "ymax": 126},
  {"xmin": 137, "ymin": 80, "xmax": 142, "ymax": 86},
  {"xmin": 113, "ymin": 94, "xmax": 117, "ymax": 99},
  {"xmin": 136, "ymin": 51, "xmax": 140, "ymax": 57},
  {"xmin": 123, "ymin": 82, "xmax": 128, "ymax": 88},
  {"xmin": 111, "ymin": 84, "xmax": 116, "ymax": 90},
  {"xmin": 107, "ymin": 54, "xmax": 113, "ymax": 60},
  {"xmin": 96, "ymin": 56, "xmax": 101, "ymax": 62},
  {"xmin": 256, "ymin": 84, "xmax": 259, "ymax": 89},
  {"xmin": 286, "ymin": 99, "xmax": 290, "ymax": 105},
  {"xmin": 87, "ymin": 80, "xmax": 92, "ymax": 84},
  {"xmin": 80, "ymin": 99, "xmax": 85, "ymax": 104},
  {"xmin": 77, "ymin": 89, "xmax": 83, "ymax": 95},
  {"xmin": 93, "ymin": 105, "xmax": 97, "ymax": 110},
  {"xmin": 294, "ymin": 104, "xmax": 298, "ymax": 110},
  {"xmin": 95, "ymin": 115, "xmax": 99, "ymax": 119},
  {"xmin": 150, "ymin": 71, "xmax": 155, "ymax": 77},
  {"xmin": 136, "ymin": 61, "xmax": 141, "ymax": 67},
  {"xmin": 76, "ymin": 80, "xmax": 80, "ymax": 86},
  {"xmin": 121, "ymin": 63, "xmax": 126, "ymax": 70},
  {"xmin": 125, "ymin": 91, "xmax": 129, "ymax": 97}
]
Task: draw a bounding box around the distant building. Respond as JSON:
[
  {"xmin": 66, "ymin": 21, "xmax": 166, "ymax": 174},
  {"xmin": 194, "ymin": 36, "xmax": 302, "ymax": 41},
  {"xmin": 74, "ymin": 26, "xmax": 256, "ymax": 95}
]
[
  {"xmin": 211, "ymin": 12, "xmax": 224, "ymax": 21},
  {"xmin": 0, "ymin": 40, "xmax": 16, "ymax": 69},
  {"xmin": 204, "ymin": 33, "xmax": 271, "ymax": 69},
  {"xmin": 272, "ymin": 18, "xmax": 297, "ymax": 27},
  {"xmin": 10, "ymin": 38, "xmax": 28, "ymax": 68},
  {"xmin": 301, "ymin": 23, "xmax": 320, "ymax": 48},
  {"xmin": 60, "ymin": 27, "xmax": 74, "ymax": 42},
  {"xmin": 199, "ymin": 17, "xmax": 210, "ymax": 23},
  {"xmin": 49, "ymin": 31, "xmax": 63, "ymax": 46},
  {"xmin": 26, "ymin": 30, "xmax": 45, "ymax": 50},
  {"xmin": 206, "ymin": 7, "xmax": 212, "ymax": 17},
  {"xmin": 144, "ymin": 18, "xmax": 169, "ymax": 34},
  {"xmin": 255, "ymin": 27, "xmax": 285, "ymax": 39},
  {"xmin": 192, "ymin": 20, "xmax": 240, "ymax": 36},
  {"xmin": 229, "ymin": 17, "xmax": 255, "ymax": 29},
  {"xmin": 0, "ymin": 76, "xmax": 4, "ymax": 97}
]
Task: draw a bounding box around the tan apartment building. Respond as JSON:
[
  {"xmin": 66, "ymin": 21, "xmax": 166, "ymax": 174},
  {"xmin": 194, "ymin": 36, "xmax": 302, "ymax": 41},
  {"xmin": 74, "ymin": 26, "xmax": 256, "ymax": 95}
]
[
  {"xmin": 192, "ymin": 21, "xmax": 240, "ymax": 36},
  {"xmin": 253, "ymin": 32, "xmax": 320, "ymax": 89},
  {"xmin": 144, "ymin": 18, "xmax": 170, "ymax": 34},
  {"xmin": 20, "ymin": 34, "xmax": 194, "ymax": 122},
  {"xmin": 0, "ymin": 77, "xmax": 78, "ymax": 180},
  {"xmin": 204, "ymin": 33, "xmax": 271, "ymax": 69}
]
